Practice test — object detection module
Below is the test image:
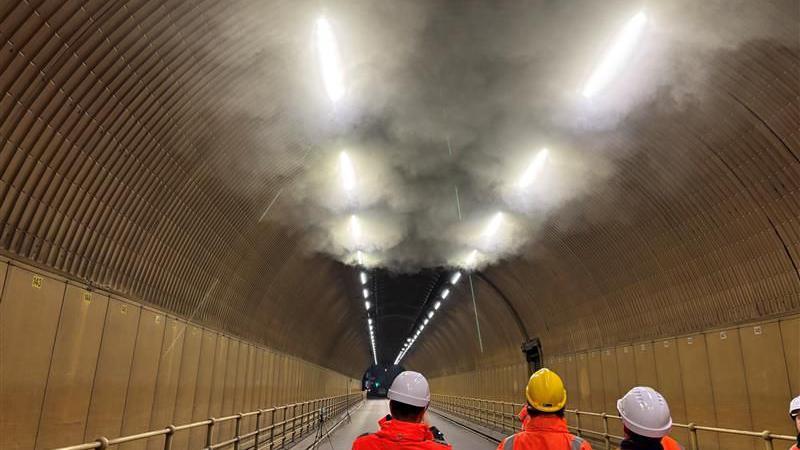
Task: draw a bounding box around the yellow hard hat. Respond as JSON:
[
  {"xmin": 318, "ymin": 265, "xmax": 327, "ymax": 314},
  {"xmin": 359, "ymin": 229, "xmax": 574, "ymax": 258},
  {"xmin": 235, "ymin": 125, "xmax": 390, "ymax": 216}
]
[{"xmin": 526, "ymin": 368, "xmax": 567, "ymax": 412}]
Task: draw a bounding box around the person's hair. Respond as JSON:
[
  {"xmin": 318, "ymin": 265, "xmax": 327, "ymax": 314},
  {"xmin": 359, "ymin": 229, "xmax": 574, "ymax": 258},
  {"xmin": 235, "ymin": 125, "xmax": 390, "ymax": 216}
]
[
  {"xmin": 527, "ymin": 405, "xmax": 565, "ymax": 418},
  {"xmin": 390, "ymin": 400, "xmax": 426, "ymax": 422}
]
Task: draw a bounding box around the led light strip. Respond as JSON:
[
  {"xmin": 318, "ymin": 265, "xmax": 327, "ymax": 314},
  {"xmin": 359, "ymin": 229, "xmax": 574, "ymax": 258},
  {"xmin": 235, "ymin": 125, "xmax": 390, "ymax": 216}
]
[
  {"xmin": 394, "ymin": 271, "xmax": 462, "ymax": 365},
  {"xmin": 360, "ymin": 269, "xmax": 378, "ymax": 365}
]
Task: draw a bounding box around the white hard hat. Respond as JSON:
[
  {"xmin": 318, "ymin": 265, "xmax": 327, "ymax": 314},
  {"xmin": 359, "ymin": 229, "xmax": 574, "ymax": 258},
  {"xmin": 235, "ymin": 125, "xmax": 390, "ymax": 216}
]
[
  {"xmin": 388, "ymin": 371, "xmax": 430, "ymax": 408},
  {"xmin": 790, "ymin": 395, "xmax": 800, "ymax": 418},
  {"xmin": 617, "ymin": 387, "xmax": 673, "ymax": 438}
]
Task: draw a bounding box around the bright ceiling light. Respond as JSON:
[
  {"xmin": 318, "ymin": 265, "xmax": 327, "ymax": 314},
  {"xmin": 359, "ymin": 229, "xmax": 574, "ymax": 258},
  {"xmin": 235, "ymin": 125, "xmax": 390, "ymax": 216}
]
[
  {"xmin": 440, "ymin": 288, "xmax": 450, "ymax": 299},
  {"xmin": 359, "ymin": 271, "xmax": 367, "ymax": 285},
  {"xmin": 434, "ymin": 301, "xmax": 441, "ymax": 310},
  {"xmin": 339, "ymin": 151, "xmax": 356, "ymax": 192},
  {"xmin": 484, "ymin": 212, "xmax": 504, "ymax": 238},
  {"xmin": 427, "ymin": 310, "xmax": 434, "ymax": 319},
  {"xmin": 407, "ymin": 338, "xmax": 411, "ymax": 342},
  {"xmin": 365, "ymin": 301, "xmax": 371, "ymax": 310},
  {"xmin": 368, "ymin": 318, "xmax": 372, "ymax": 325},
  {"xmin": 582, "ymin": 11, "xmax": 647, "ymax": 98},
  {"xmin": 450, "ymin": 272, "xmax": 462, "ymax": 285},
  {"xmin": 350, "ymin": 215, "xmax": 361, "ymax": 242},
  {"xmin": 362, "ymin": 288, "xmax": 369, "ymax": 298},
  {"xmin": 423, "ymin": 318, "xmax": 429, "ymax": 325},
  {"xmin": 518, "ymin": 148, "xmax": 549, "ymax": 189},
  {"xmin": 315, "ymin": 16, "xmax": 345, "ymax": 103},
  {"xmin": 466, "ymin": 250, "xmax": 478, "ymax": 267},
  {"xmin": 356, "ymin": 251, "xmax": 363, "ymax": 265}
]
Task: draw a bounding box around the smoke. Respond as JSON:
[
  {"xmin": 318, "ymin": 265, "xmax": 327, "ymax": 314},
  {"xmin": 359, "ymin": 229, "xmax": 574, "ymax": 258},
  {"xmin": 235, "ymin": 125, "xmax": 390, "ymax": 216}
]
[{"xmin": 203, "ymin": 0, "xmax": 796, "ymax": 272}]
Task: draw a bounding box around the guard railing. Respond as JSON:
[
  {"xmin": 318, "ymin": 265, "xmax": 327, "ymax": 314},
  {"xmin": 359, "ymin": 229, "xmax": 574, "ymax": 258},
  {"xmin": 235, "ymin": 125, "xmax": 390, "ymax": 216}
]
[
  {"xmin": 51, "ymin": 392, "xmax": 365, "ymax": 450},
  {"xmin": 431, "ymin": 394, "xmax": 795, "ymax": 450}
]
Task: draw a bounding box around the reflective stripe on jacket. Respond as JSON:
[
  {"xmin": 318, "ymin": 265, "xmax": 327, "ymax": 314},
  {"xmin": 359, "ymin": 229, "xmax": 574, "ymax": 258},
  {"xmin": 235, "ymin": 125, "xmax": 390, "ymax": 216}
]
[
  {"xmin": 497, "ymin": 415, "xmax": 592, "ymax": 450},
  {"xmin": 352, "ymin": 416, "xmax": 451, "ymax": 450}
]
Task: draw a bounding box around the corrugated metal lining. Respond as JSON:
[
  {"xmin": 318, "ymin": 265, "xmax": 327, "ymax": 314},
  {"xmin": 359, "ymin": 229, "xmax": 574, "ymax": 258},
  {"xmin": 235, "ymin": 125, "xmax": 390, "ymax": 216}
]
[
  {"xmin": 409, "ymin": 36, "xmax": 800, "ymax": 374},
  {"xmin": 0, "ymin": 1, "xmax": 366, "ymax": 376}
]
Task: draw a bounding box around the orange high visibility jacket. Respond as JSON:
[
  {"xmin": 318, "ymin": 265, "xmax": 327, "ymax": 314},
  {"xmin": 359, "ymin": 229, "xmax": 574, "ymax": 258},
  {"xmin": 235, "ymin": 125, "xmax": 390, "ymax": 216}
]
[
  {"xmin": 661, "ymin": 436, "xmax": 684, "ymax": 450},
  {"xmin": 352, "ymin": 416, "xmax": 451, "ymax": 450},
  {"xmin": 497, "ymin": 415, "xmax": 592, "ymax": 450}
]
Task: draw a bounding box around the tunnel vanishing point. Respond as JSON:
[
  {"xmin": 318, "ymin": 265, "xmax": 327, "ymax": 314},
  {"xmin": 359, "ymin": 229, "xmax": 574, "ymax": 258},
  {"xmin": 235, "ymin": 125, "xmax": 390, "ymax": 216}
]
[{"xmin": 0, "ymin": 1, "xmax": 799, "ymax": 450}]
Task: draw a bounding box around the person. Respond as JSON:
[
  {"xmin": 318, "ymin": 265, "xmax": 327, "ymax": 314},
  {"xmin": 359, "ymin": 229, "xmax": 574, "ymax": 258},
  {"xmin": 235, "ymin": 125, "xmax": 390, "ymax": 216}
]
[
  {"xmin": 617, "ymin": 387, "xmax": 683, "ymax": 450},
  {"xmin": 352, "ymin": 371, "xmax": 450, "ymax": 450},
  {"xmin": 497, "ymin": 368, "xmax": 592, "ymax": 450},
  {"xmin": 789, "ymin": 395, "xmax": 800, "ymax": 450}
]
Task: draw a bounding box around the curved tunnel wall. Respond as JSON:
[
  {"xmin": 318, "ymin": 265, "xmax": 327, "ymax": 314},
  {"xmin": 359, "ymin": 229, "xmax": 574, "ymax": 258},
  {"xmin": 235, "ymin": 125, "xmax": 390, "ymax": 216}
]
[{"xmin": 0, "ymin": 1, "xmax": 368, "ymax": 375}]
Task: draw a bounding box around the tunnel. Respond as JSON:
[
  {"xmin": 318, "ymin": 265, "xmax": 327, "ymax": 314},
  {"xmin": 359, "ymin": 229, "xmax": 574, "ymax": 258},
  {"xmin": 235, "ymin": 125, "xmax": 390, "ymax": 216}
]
[{"xmin": 0, "ymin": 1, "xmax": 798, "ymax": 450}]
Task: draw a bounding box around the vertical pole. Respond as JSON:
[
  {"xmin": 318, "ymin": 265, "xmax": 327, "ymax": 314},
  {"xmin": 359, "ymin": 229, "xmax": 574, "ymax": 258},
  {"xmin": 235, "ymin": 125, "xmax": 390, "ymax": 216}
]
[
  {"xmin": 163, "ymin": 425, "xmax": 176, "ymax": 450},
  {"xmin": 234, "ymin": 414, "xmax": 242, "ymax": 450},
  {"xmin": 602, "ymin": 413, "xmax": 610, "ymax": 450},
  {"xmin": 269, "ymin": 409, "xmax": 276, "ymax": 450},
  {"xmin": 576, "ymin": 411, "xmax": 583, "ymax": 437},
  {"xmin": 762, "ymin": 431, "xmax": 774, "ymax": 450},
  {"xmin": 255, "ymin": 410, "xmax": 262, "ymax": 450},
  {"xmin": 688, "ymin": 424, "xmax": 698, "ymax": 450},
  {"xmin": 206, "ymin": 418, "xmax": 216, "ymax": 450}
]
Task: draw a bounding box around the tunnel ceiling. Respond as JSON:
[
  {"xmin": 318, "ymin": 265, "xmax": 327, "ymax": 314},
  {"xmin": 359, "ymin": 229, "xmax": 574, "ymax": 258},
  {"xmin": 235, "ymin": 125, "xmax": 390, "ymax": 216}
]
[{"xmin": 1, "ymin": 1, "xmax": 799, "ymax": 379}]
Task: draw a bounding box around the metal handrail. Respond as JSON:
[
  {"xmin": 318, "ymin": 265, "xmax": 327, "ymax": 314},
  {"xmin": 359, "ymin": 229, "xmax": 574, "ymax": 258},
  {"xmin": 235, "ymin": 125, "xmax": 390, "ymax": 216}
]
[
  {"xmin": 430, "ymin": 394, "xmax": 795, "ymax": 450},
  {"xmin": 51, "ymin": 392, "xmax": 365, "ymax": 450}
]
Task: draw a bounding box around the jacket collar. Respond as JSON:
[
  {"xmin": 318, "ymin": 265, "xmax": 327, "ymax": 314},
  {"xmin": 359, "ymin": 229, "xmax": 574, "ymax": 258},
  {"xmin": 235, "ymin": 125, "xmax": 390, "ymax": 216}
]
[
  {"xmin": 376, "ymin": 415, "xmax": 434, "ymax": 442},
  {"xmin": 523, "ymin": 415, "xmax": 570, "ymax": 433}
]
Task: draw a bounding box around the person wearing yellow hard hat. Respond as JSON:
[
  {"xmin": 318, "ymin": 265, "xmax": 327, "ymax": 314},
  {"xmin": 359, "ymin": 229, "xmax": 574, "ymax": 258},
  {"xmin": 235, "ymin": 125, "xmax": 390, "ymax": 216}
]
[{"xmin": 497, "ymin": 368, "xmax": 592, "ymax": 450}]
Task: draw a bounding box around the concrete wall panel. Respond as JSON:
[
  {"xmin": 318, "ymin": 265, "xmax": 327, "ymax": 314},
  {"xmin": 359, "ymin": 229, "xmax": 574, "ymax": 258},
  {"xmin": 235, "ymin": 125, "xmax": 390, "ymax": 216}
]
[
  {"xmin": 705, "ymin": 328, "xmax": 754, "ymax": 450},
  {"xmin": 84, "ymin": 299, "xmax": 141, "ymax": 441},
  {"xmin": 36, "ymin": 286, "xmax": 108, "ymax": 449},
  {"xmin": 677, "ymin": 335, "xmax": 719, "ymax": 450},
  {"xmin": 633, "ymin": 342, "xmax": 658, "ymax": 388},
  {"xmin": 653, "ymin": 339, "xmax": 688, "ymax": 444},
  {"xmin": 146, "ymin": 318, "xmax": 186, "ymax": 450},
  {"xmin": 120, "ymin": 310, "xmax": 166, "ymax": 450},
  {"xmin": 615, "ymin": 345, "xmax": 636, "ymax": 393},
  {"xmin": 189, "ymin": 329, "xmax": 218, "ymax": 450},
  {"xmin": 779, "ymin": 317, "xmax": 800, "ymax": 400},
  {"xmin": 0, "ymin": 267, "xmax": 65, "ymax": 450},
  {"xmin": 739, "ymin": 323, "xmax": 793, "ymax": 435},
  {"xmin": 172, "ymin": 325, "xmax": 202, "ymax": 450}
]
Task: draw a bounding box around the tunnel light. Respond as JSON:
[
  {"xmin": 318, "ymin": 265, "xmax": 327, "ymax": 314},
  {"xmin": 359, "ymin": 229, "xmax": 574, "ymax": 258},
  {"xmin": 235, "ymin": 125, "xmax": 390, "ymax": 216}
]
[
  {"xmin": 339, "ymin": 152, "xmax": 356, "ymax": 191},
  {"xmin": 365, "ymin": 301, "xmax": 371, "ymax": 310},
  {"xmin": 356, "ymin": 251, "xmax": 363, "ymax": 265},
  {"xmin": 362, "ymin": 288, "xmax": 369, "ymax": 299},
  {"xmin": 518, "ymin": 148, "xmax": 549, "ymax": 189},
  {"xmin": 315, "ymin": 16, "xmax": 345, "ymax": 103},
  {"xmin": 423, "ymin": 318, "xmax": 429, "ymax": 325},
  {"xmin": 450, "ymin": 272, "xmax": 462, "ymax": 285},
  {"xmin": 582, "ymin": 11, "xmax": 647, "ymax": 98},
  {"xmin": 440, "ymin": 288, "xmax": 450, "ymax": 299},
  {"xmin": 419, "ymin": 324, "xmax": 423, "ymax": 331},
  {"xmin": 466, "ymin": 250, "xmax": 478, "ymax": 267},
  {"xmin": 368, "ymin": 318, "xmax": 372, "ymax": 325},
  {"xmin": 484, "ymin": 212, "xmax": 504, "ymax": 238},
  {"xmin": 349, "ymin": 215, "xmax": 362, "ymax": 241},
  {"xmin": 427, "ymin": 310, "xmax": 434, "ymax": 319},
  {"xmin": 434, "ymin": 301, "xmax": 441, "ymax": 310},
  {"xmin": 407, "ymin": 338, "xmax": 411, "ymax": 342},
  {"xmin": 360, "ymin": 271, "xmax": 367, "ymax": 285}
]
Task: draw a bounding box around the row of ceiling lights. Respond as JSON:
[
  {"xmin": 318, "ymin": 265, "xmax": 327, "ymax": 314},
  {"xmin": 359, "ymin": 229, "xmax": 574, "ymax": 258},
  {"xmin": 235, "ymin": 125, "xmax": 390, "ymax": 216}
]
[
  {"xmin": 394, "ymin": 271, "xmax": 462, "ymax": 365},
  {"xmin": 315, "ymin": 10, "xmax": 649, "ymax": 364}
]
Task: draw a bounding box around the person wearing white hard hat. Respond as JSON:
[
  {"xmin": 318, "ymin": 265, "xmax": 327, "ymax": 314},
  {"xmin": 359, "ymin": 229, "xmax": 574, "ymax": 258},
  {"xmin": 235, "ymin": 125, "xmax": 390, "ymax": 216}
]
[
  {"xmin": 617, "ymin": 387, "xmax": 684, "ymax": 450},
  {"xmin": 789, "ymin": 395, "xmax": 800, "ymax": 450},
  {"xmin": 352, "ymin": 371, "xmax": 451, "ymax": 450}
]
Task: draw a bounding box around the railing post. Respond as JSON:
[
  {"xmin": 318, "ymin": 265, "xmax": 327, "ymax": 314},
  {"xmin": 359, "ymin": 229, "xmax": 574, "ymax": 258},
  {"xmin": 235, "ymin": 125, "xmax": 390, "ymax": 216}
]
[
  {"xmin": 206, "ymin": 418, "xmax": 216, "ymax": 450},
  {"xmin": 601, "ymin": 413, "xmax": 610, "ymax": 450},
  {"xmin": 96, "ymin": 437, "xmax": 110, "ymax": 450},
  {"xmin": 575, "ymin": 411, "xmax": 583, "ymax": 437},
  {"xmin": 269, "ymin": 409, "xmax": 276, "ymax": 450},
  {"xmin": 255, "ymin": 410, "xmax": 262, "ymax": 450},
  {"xmin": 164, "ymin": 425, "xmax": 176, "ymax": 450},
  {"xmin": 762, "ymin": 431, "xmax": 774, "ymax": 450},
  {"xmin": 234, "ymin": 414, "xmax": 243, "ymax": 450},
  {"xmin": 688, "ymin": 423, "xmax": 698, "ymax": 450}
]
